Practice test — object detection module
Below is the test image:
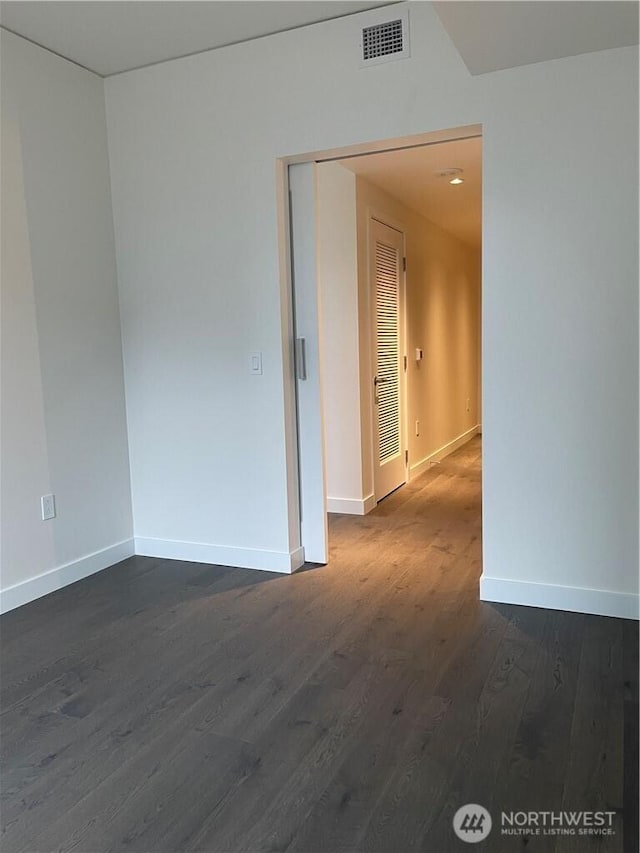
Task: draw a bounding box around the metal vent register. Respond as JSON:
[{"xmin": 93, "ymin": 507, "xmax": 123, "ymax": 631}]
[{"xmin": 362, "ymin": 18, "xmax": 404, "ymax": 62}]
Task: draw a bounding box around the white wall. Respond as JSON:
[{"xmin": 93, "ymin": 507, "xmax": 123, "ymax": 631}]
[
  {"xmin": 315, "ymin": 162, "xmax": 365, "ymax": 513},
  {"xmin": 104, "ymin": 3, "xmax": 638, "ymax": 616},
  {"xmin": 1, "ymin": 31, "xmax": 133, "ymax": 611},
  {"xmin": 354, "ymin": 174, "xmax": 482, "ymax": 492}
]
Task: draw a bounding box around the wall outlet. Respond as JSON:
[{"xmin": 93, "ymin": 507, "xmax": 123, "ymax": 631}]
[
  {"xmin": 466, "ymin": 398, "xmax": 470, "ymax": 412},
  {"xmin": 41, "ymin": 494, "xmax": 56, "ymax": 521},
  {"xmin": 415, "ymin": 420, "xmax": 420, "ymax": 436}
]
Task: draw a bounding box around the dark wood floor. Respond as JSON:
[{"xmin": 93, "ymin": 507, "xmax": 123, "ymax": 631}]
[{"xmin": 1, "ymin": 437, "xmax": 637, "ymax": 853}]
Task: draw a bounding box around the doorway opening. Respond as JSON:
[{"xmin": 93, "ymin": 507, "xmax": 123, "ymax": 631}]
[{"xmin": 282, "ymin": 126, "xmax": 482, "ymax": 568}]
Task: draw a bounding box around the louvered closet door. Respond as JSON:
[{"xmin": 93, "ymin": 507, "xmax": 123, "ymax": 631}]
[{"xmin": 370, "ymin": 218, "xmax": 406, "ymax": 502}]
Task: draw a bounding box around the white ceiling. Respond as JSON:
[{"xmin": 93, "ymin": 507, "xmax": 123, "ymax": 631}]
[
  {"xmin": 433, "ymin": 1, "xmax": 638, "ymax": 76},
  {"xmin": 1, "ymin": 1, "xmax": 636, "ymax": 78},
  {"xmin": 339, "ymin": 136, "xmax": 482, "ymax": 249},
  {"xmin": 0, "ymin": 1, "xmax": 396, "ymax": 76}
]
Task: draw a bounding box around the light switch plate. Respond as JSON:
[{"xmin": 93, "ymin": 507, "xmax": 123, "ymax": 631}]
[
  {"xmin": 249, "ymin": 351, "xmax": 263, "ymax": 375},
  {"xmin": 41, "ymin": 494, "xmax": 56, "ymax": 520}
]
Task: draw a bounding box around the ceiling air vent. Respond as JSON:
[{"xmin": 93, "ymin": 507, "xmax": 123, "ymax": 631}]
[{"xmin": 360, "ymin": 9, "xmax": 410, "ymax": 67}]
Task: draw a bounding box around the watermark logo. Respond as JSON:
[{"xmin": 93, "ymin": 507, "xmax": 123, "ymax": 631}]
[
  {"xmin": 452, "ymin": 805, "xmax": 618, "ymax": 843},
  {"xmin": 453, "ymin": 804, "xmax": 493, "ymax": 843},
  {"xmin": 500, "ymin": 810, "xmax": 617, "ymax": 838}
]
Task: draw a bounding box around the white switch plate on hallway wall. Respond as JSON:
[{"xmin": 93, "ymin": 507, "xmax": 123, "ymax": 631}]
[{"xmin": 41, "ymin": 494, "xmax": 56, "ymax": 520}]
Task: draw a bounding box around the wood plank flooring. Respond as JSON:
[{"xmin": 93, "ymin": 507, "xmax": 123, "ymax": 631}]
[{"xmin": 1, "ymin": 437, "xmax": 637, "ymax": 853}]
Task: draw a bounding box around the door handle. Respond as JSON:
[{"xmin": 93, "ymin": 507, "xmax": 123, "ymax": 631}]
[
  {"xmin": 296, "ymin": 338, "xmax": 307, "ymax": 381},
  {"xmin": 374, "ymin": 374, "xmax": 388, "ymax": 404}
]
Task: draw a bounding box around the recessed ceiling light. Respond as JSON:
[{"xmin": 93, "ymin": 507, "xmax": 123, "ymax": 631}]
[{"xmin": 449, "ymin": 177, "xmax": 464, "ymax": 185}]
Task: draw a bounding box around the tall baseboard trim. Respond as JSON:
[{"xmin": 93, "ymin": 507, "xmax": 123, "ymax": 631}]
[
  {"xmin": 480, "ymin": 575, "xmax": 639, "ymax": 620},
  {"xmin": 327, "ymin": 494, "xmax": 376, "ymax": 515},
  {"xmin": 0, "ymin": 538, "xmax": 135, "ymax": 614},
  {"xmin": 410, "ymin": 425, "xmax": 480, "ymax": 481},
  {"xmin": 134, "ymin": 537, "xmax": 304, "ymax": 574},
  {"xmin": 289, "ymin": 547, "xmax": 306, "ymax": 572}
]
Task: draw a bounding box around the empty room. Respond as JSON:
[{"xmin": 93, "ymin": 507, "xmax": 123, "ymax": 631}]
[{"xmin": 1, "ymin": 2, "xmax": 638, "ymax": 852}]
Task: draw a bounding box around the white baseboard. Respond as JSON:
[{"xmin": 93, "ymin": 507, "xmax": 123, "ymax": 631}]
[
  {"xmin": 289, "ymin": 547, "xmax": 306, "ymax": 571},
  {"xmin": 410, "ymin": 424, "xmax": 480, "ymax": 480},
  {"xmin": 0, "ymin": 538, "xmax": 135, "ymax": 614},
  {"xmin": 327, "ymin": 494, "xmax": 376, "ymax": 515},
  {"xmin": 134, "ymin": 537, "xmax": 304, "ymax": 574},
  {"xmin": 480, "ymin": 575, "xmax": 639, "ymax": 620}
]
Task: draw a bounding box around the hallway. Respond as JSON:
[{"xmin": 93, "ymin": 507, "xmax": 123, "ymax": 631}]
[{"xmin": 1, "ymin": 438, "xmax": 636, "ymax": 852}]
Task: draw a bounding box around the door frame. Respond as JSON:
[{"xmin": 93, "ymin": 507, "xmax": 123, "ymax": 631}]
[
  {"xmin": 366, "ymin": 210, "xmax": 409, "ymax": 502},
  {"xmin": 287, "ymin": 162, "xmax": 328, "ymax": 564},
  {"xmin": 277, "ymin": 124, "xmax": 482, "ymax": 567}
]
